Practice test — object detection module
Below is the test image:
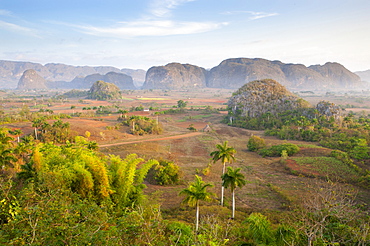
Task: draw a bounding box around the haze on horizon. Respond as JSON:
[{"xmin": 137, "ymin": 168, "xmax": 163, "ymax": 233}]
[{"xmin": 0, "ymin": 0, "xmax": 369, "ymax": 72}]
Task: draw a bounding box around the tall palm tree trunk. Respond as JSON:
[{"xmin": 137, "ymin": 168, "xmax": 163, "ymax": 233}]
[
  {"xmin": 196, "ymin": 201, "xmax": 200, "ymax": 231},
  {"xmin": 221, "ymin": 162, "xmax": 226, "ymax": 206},
  {"xmin": 232, "ymin": 189, "xmax": 235, "ymax": 218}
]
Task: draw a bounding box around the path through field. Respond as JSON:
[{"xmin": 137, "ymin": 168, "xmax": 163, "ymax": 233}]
[{"xmin": 99, "ymin": 131, "xmax": 202, "ymax": 148}]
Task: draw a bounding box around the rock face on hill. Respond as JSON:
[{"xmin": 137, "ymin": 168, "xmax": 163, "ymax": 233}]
[
  {"xmin": 1, "ymin": 58, "xmax": 363, "ymax": 90},
  {"xmin": 316, "ymin": 100, "xmax": 342, "ymax": 119},
  {"xmin": 308, "ymin": 62, "xmax": 361, "ymax": 88},
  {"xmin": 143, "ymin": 58, "xmax": 361, "ymax": 91},
  {"xmin": 17, "ymin": 69, "xmax": 47, "ymax": 90},
  {"xmin": 66, "ymin": 72, "xmax": 135, "ymax": 90},
  {"xmin": 0, "ymin": 60, "xmax": 145, "ymax": 89},
  {"xmin": 228, "ymin": 79, "xmax": 311, "ymax": 118},
  {"xmin": 208, "ymin": 58, "xmax": 361, "ymax": 90},
  {"xmin": 88, "ymin": 81, "xmax": 121, "ymax": 100},
  {"xmin": 143, "ymin": 63, "xmax": 207, "ymax": 90},
  {"xmin": 207, "ymin": 58, "xmax": 287, "ymax": 88}
]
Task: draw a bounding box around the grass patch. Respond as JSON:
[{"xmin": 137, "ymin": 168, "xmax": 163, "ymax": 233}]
[
  {"xmin": 176, "ymin": 114, "xmax": 213, "ymax": 122},
  {"xmin": 297, "ymin": 144, "xmax": 324, "ymax": 149},
  {"xmin": 137, "ymin": 97, "xmax": 168, "ymax": 100},
  {"xmin": 197, "ymin": 135, "xmax": 216, "ymax": 142},
  {"xmin": 120, "ymin": 97, "xmax": 135, "ymax": 101},
  {"xmin": 289, "ymin": 156, "xmax": 359, "ymax": 182},
  {"xmin": 187, "ymin": 114, "xmax": 213, "ymax": 120}
]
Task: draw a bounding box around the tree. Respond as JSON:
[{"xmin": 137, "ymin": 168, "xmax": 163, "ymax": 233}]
[
  {"xmin": 247, "ymin": 135, "xmax": 266, "ymax": 152},
  {"xmin": 177, "ymin": 100, "xmax": 187, "ymax": 108},
  {"xmin": 8, "ymin": 129, "xmax": 22, "ymax": 143},
  {"xmin": 179, "ymin": 175, "xmax": 215, "ymax": 231},
  {"xmin": 350, "ymin": 138, "xmax": 370, "ymax": 160},
  {"xmin": 0, "ymin": 128, "xmax": 17, "ymax": 169},
  {"xmin": 210, "ymin": 141, "xmax": 236, "ymax": 206},
  {"xmin": 0, "ymin": 146, "xmax": 17, "ymax": 170},
  {"xmin": 109, "ymin": 154, "xmax": 158, "ymax": 208},
  {"xmin": 221, "ymin": 167, "xmax": 246, "ymax": 218},
  {"xmin": 245, "ymin": 213, "xmax": 275, "ymax": 245},
  {"xmin": 153, "ymin": 159, "xmax": 181, "ymax": 185}
]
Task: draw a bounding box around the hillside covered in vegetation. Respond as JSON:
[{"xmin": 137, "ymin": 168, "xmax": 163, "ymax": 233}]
[
  {"xmin": 228, "ymin": 79, "xmax": 311, "ymax": 119},
  {"xmin": 87, "ymin": 80, "xmax": 121, "ymax": 100}
]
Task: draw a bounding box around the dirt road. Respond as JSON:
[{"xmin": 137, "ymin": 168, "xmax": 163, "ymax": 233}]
[{"xmin": 99, "ymin": 131, "xmax": 202, "ymax": 148}]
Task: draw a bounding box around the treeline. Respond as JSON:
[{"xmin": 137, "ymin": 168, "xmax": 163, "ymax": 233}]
[{"xmin": 228, "ymin": 104, "xmax": 370, "ymax": 161}]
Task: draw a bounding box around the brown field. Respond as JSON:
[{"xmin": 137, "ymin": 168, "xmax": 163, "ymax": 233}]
[{"xmin": 2, "ymin": 89, "xmax": 370, "ymax": 215}]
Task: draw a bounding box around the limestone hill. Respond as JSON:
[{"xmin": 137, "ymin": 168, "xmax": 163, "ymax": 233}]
[
  {"xmin": 208, "ymin": 58, "xmax": 361, "ymax": 90},
  {"xmin": 227, "ymin": 79, "xmax": 311, "ymax": 118},
  {"xmin": 88, "ymin": 81, "xmax": 121, "ymax": 100},
  {"xmin": 144, "ymin": 58, "xmax": 362, "ymax": 91},
  {"xmin": 0, "ymin": 60, "xmax": 145, "ymax": 89},
  {"xmin": 17, "ymin": 69, "xmax": 47, "ymax": 90},
  {"xmin": 143, "ymin": 63, "xmax": 207, "ymax": 90}
]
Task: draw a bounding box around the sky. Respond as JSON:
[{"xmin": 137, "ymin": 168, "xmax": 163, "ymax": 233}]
[{"xmin": 0, "ymin": 0, "xmax": 369, "ymax": 72}]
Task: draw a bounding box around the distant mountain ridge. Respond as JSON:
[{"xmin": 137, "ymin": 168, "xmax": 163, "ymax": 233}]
[
  {"xmin": 1, "ymin": 58, "xmax": 368, "ymax": 91},
  {"xmin": 75, "ymin": 72, "xmax": 135, "ymax": 89},
  {"xmin": 0, "ymin": 60, "xmax": 146, "ymax": 89},
  {"xmin": 355, "ymin": 69, "xmax": 370, "ymax": 82},
  {"xmin": 144, "ymin": 58, "xmax": 364, "ymax": 91}
]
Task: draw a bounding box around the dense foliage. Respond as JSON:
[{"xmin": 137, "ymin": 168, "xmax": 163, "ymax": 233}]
[
  {"xmin": 259, "ymin": 143, "xmax": 300, "ymax": 157},
  {"xmin": 121, "ymin": 115, "xmax": 163, "ymax": 135},
  {"xmin": 62, "ymin": 89, "xmax": 89, "ymax": 98},
  {"xmin": 247, "ymin": 135, "xmax": 266, "ymax": 151},
  {"xmin": 32, "ymin": 118, "xmax": 75, "ymax": 143},
  {"xmin": 152, "ymin": 159, "xmax": 181, "ymax": 185}
]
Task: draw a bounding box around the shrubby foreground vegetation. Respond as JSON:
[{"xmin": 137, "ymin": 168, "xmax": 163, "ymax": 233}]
[
  {"xmin": 0, "ymin": 84, "xmax": 369, "ymax": 245},
  {"xmin": 1, "ymin": 124, "xmax": 369, "ymax": 245}
]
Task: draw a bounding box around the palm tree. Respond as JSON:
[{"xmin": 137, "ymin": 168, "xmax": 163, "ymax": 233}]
[
  {"xmin": 0, "ymin": 145, "xmax": 17, "ymax": 169},
  {"xmin": 221, "ymin": 167, "xmax": 246, "ymax": 219},
  {"xmin": 0, "ymin": 128, "xmax": 16, "ymax": 169},
  {"xmin": 210, "ymin": 141, "xmax": 236, "ymax": 206},
  {"xmin": 9, "ymin": 129, "xmax": 22, "ymax": 143},
  {"xmin": 179, "ymin": 175, "xmax": 215, "ymax": 231}
]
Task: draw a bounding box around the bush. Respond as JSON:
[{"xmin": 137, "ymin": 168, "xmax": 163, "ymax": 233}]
[
  {"xmin": 152, "ymin": 160, "xmax": 181, "ymax": 185},
  {"xmin": 187, "ymin": 124, "xmax": 197, "ymax": 132},
  {"xmin": 247, "ymin": 136, "xmax": 266, "ymax": 152},
  {"xmin": 166, "ymin": 221, "xmax": 194, "ymax": 245},
  {"xmin": 259, "ymin": 143, "xmax": 300, "ymax": 157}
]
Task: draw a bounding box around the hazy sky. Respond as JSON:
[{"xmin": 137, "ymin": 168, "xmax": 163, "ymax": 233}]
[{"xmin": 1, "ymin": 0, "xmax": 369, "ymax": 71}]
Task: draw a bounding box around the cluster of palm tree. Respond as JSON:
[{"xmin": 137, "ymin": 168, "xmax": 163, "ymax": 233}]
[{"xmin": 180, "ymin": 141, "xmax": 246, "ymax": 231}]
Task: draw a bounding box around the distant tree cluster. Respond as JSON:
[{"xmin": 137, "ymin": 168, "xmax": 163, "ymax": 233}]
[
  {"xmin": 32, "ymin": 118, "xmax": 75, "ymax": 143},
  {"xmin": 62, "ymin": 89, "xmax": 89, "ymax": 98},
  {"xmin": 121, "ymin": 115, "xmax": 163, "ymax": 135}
]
